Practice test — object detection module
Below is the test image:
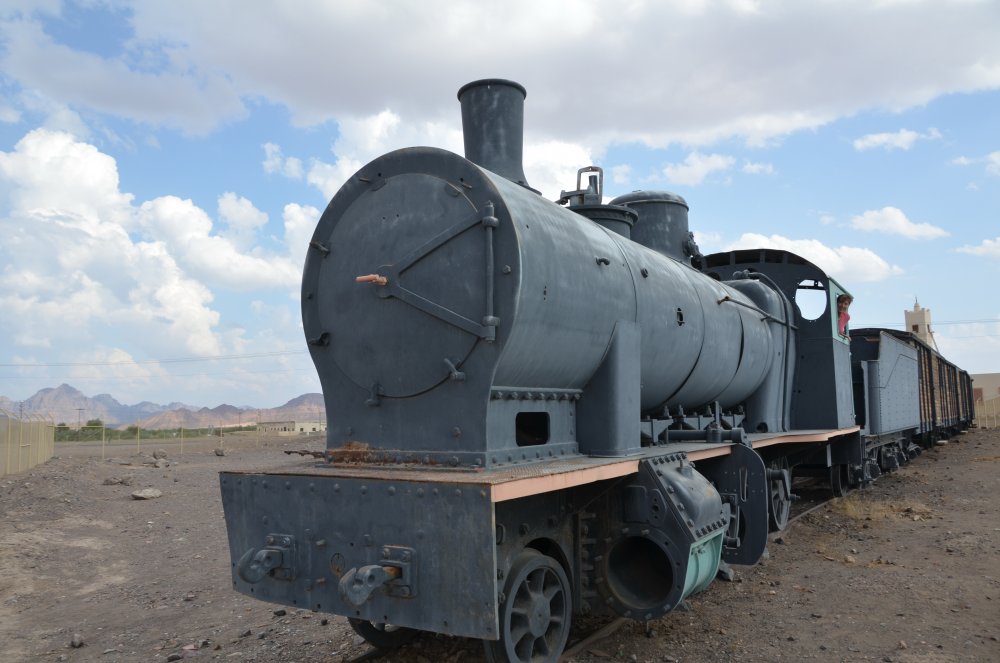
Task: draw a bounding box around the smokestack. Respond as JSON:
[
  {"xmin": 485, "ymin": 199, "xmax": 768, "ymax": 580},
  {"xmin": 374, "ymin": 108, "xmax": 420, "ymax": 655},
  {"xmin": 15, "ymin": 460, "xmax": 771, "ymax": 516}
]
[{"xmin": 457, "ymin": 79, "xmax": 533, "ymax": 191}]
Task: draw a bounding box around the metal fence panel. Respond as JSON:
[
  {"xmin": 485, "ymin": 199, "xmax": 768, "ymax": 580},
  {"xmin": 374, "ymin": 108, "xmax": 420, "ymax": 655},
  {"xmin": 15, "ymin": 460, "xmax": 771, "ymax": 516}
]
[{"xmin": 0, "ymin": 414, "xmax": 55, "ymax": 477}]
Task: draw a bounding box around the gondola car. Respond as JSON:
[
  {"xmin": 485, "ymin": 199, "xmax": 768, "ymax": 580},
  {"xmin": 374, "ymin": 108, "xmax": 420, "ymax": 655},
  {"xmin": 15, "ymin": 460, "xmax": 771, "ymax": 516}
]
[{"xmin": 219, "ymin": 79, "xmax": 971, "ymax": 663}]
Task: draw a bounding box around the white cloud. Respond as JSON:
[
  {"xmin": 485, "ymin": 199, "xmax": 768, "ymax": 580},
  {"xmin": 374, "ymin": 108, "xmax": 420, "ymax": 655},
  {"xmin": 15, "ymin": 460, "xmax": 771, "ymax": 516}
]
[
  {"xmin": 306, "ymin": 158, "xmax": 361, "ymax": 201},
  {"xmin": 2, "ymin": 2, "xmax": 997, "ymax": 147},
  {"xmin": 610, "ymin": 164, "xmax": 632, "ymax": 185},
  {"xmin": 935, "ymin": 320, "xmax": 1000, "ymax": 374},
  {"xmin": 726, "ymin": 233, "xmax": 904, "ymax": 282},
  {"xmin": 0, "ymin": 128, "xmax": 306, "ymax": 372},
  {"xmin": 988, "ymin": 151, "xmax": 1000, "ymax": 177},
  {"xmin": 0, "ymin": 104, "xmax": 20, "ymax": 123},
  {"xmin": 304, "ymin": 109, "xmax": 463, "ymax": 199},
  {"xmin": 136, "ymin": 196, "xmax": 300, "ymax": 291},
  {"xmin": 218, "ymin": 192, "xmax": 268, "ymax": 250},
  {"xmin": 950, "ymin": 150, "xmax": 1000, "ymax": 177},
  {"xmin": 0, "ymin": 17, "xmax": 245, "ymax": 134},
  {"xmin": 849, "ymin": 206, "xmax": 948, "ymax": 239},
  {"xmin": 852, "ymin": 127, "xmax": 941, "ymax": 151},
  {"xmin": 663, "ymin": 152, "xmax": 735, "ymax": 186},
  {"xmin": 0, "ymin": 128, "xmax": 132, "ymax": 222},
  {"xmin": 692, "ymin": 230, "xmax": 724, "ymax": 254},
  {"xmin": 282, "ymin": 203, "xmax": 321, "ymax": 271},
  {"xmin": 63, "ymin": 348, "xmax": 170, "ymax": 389},
  {"xmin": 742, "ymin": 160, "xmax": 774, "ymax": 175},
  {"xmin": 262, "ymin": 143, "xmax": 303, "ymax": 179},
  {"xmin": 524, "ymin": 140, "xmax": 597, "ymax": 200},
  {"xmin": 957, "ymin": 236, "xmax": 1000, "ymax": 257}
]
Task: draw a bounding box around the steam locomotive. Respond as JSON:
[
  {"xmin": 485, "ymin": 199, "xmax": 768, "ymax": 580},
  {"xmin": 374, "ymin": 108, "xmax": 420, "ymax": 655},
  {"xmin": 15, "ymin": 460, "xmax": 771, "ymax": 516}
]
[{"xmin": 220, "ymin": 80, "xmax": 973, "ymax": 663}]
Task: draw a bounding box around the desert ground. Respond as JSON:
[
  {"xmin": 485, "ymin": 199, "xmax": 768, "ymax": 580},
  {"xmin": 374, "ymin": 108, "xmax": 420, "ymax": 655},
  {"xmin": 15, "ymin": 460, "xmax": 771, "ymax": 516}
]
[{"xmin": 1, "ymin": 429, "xmax": 998, "ymax": 663}]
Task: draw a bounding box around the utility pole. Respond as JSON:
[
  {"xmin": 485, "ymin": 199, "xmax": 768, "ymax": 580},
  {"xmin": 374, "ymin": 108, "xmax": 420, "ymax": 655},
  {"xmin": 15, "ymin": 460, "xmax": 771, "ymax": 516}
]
[{"xmin": 76, "ymin": 408, "xmax": 84, "ymax": 443}]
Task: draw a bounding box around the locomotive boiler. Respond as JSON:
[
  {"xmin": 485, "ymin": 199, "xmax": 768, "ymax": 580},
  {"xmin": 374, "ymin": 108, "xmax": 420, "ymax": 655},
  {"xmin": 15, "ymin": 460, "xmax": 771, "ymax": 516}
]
[{"xmin": 219, "ymin": 79, "xmax": 964, "ymax": 663}]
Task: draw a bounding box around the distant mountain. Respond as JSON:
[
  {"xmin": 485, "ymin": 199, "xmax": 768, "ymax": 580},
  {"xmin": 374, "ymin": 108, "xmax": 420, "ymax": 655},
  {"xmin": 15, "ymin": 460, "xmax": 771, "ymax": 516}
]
[
  {"xmin": 138, "ymin": 393, "xmax": 325, "ymax": 430},
  {"xmin": 0, "ymin": 384, "xmax": 325, "ymax": 430}
]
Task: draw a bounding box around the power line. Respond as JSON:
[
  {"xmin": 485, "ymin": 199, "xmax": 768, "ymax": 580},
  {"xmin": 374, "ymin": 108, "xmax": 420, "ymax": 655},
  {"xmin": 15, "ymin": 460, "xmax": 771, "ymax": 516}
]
[
  {"xmin": 856, "ymin": 318, "xmax": 1000, "ymax": 327},
  {"xmin": 0, "ymin": 350, "xmax": 309, "ymax": 369},
  {"xmin": 0, "ymin": 367, "xmax": 317, "ymax": 381}
]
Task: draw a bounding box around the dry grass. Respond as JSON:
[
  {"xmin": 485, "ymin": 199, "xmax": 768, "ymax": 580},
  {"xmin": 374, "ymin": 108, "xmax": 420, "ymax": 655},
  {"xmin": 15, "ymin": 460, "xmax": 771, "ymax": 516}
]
[{"xmin": 830, "ymin": 493, "xmax": 934, "ymax": 521}]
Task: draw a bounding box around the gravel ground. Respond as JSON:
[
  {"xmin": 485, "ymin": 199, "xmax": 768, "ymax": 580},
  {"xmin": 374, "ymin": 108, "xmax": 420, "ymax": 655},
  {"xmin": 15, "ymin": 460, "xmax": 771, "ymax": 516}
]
[{"xmin": 1, "ymin": 429, "xmax": 998, "ymax": 663}]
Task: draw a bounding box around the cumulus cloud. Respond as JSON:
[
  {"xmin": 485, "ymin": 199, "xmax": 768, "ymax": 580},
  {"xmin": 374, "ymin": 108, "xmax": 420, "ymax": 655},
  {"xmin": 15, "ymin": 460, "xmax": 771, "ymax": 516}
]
[
  {"xmin": 852, "ymin": 127, "xmax": 941, "ymax": 151},
  {"xmin": 726, "ymin": 233, "xmax": 904, "ymax": 282},
  {"xmin": 0, "ymin": 128, "xmax": 133, "ymax": 221},
  {"xmin": 951, "ymin": 150, "xmax": 1000, "ymax": 177},
  {"xmin": 0, "ymin": 128, "xmax": 305, "ymax": 374},
  {"xmin": 136, "ymin": 196, "xmax": 300, "ymax": 291},
  {"xmin": 849, "ymin": 206, "xmax": 948, "ymax": 239},
  {"xmin": 2, "ymin": 2, "xmax": 998, "ymax": 147},
  {"xmin": 935, "ymin": 320, "xmax": 1000, "ymax": 374},
  {"xmin": 523, "ymin": 140, "xmax": 597, "ymax": 200},
  {"xmin": 663, "ymin": 152, "xmax": 735, "ymax": 186},
  {"xmin": 989, "ymin": 152, "xmax": 1000, "ymax": 177},
  {"xmin": 0, "ymin": 17, "xmax": 245, "ymax": 134},
  {"xmin": 218, "ymin": 192, "xmax": 269, "ymax": 250},
  {"xmin": 742, "ymin": 160, "xmax": 774, "ymax": 175},
  {"xmin": 956, "ymin": 236, "xmax": 1000, "ymax": 257},
  {"xmin": 303, "ymin": 108, "xmax": 464, "ymax": 200},
  {"xmin": 262, "ymin": 143, "xmax": 303, "ymax": 179},
  {"xmin": 610, "ymin": 164, "xmax": 632, "ymax": 186},
  {"xmin": 0, "ymin": 104, "xmax": 20, "ymax": 123},
  {"xmin": 282, "ymin": 203, "xmax": 321, "ymax": 271}
]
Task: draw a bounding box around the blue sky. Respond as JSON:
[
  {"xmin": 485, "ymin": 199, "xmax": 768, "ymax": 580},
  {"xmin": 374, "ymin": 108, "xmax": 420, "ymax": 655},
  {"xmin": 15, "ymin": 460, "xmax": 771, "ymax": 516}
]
[{"xmin": 1, "ymin": 0, "xmax": 998, "ymax": 408}]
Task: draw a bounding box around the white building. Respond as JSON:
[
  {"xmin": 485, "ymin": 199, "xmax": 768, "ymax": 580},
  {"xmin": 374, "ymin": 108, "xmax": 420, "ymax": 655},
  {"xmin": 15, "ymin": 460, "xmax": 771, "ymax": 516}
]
[{"xmin": 258, "ymin": 420, "xmax": 327, "ymax": 435}]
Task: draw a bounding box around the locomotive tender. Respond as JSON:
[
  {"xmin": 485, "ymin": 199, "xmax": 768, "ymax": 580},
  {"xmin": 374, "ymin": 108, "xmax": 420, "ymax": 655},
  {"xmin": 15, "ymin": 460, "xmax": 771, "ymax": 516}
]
[{"xmin": 220, "ymin": 80, "xmax": 973, "ymax": 662}]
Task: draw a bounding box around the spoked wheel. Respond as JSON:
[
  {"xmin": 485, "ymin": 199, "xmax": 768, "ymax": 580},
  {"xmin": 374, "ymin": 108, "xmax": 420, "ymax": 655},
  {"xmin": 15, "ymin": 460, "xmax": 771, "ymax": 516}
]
[
  {"xmin": 348, "ymin": 618, "xmax": 418, "ymax": 650},
  {"xmin": 830, "ymin": 463, "xmax": 849, "ymax": 498},
  {"xmin": 767, "ymin": 457, "xmax": 791, "ymax": 532},
  {"xmin": 484, "ymin": 549, "xmax": 571, "ymax": 663}
]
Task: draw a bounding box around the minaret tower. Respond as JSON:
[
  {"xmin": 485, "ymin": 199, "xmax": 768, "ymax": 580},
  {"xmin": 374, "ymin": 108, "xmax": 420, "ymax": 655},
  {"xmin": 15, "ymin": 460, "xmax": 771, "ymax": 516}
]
[{"xmin": 904, "ymin": 299, "xmax": 938, "ymax": 350}]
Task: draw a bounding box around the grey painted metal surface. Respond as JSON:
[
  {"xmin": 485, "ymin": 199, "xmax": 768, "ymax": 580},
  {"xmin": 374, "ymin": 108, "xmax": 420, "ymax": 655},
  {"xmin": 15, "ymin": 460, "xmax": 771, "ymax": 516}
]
[
  {"xmin": 852, "ymin": 331, "xmax": 920, "ymax": 435},
  {"xmin": 702, "ymin": 249, "xmax": 854, "ymax": 431},
  {"xmin": 610, "ymin": 190, "xmax": 694, "ymax": 263},
  {"xmin": 457, "ymin": 79, "xmax": 533, "ymax": 191},
  {"xmin": 220, "ymin": 471, "xmax": 500, "ymax": 639},
  {"xmin": 218, "ymin": 77, "xmax": 980, "ymax": 663},
  {"xmin": 303, "ymin": 146, "xmax": 783, "ymax": 468}
]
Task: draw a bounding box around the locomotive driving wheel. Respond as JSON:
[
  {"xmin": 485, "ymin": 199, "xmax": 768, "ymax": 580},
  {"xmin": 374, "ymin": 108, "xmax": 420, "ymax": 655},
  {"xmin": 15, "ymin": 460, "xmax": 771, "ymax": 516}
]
[
  {"xmin": 484, "ymin": 549, "xmax": 571, "ymax": 663},
  {"xmin": 347, "ymin": 618, "xmax": 418, "ymax": 650},
  {"xmin": 767, "ymin": 457, "xmax": 791, "ymax": 532},
  {"xmin": 830, "ymin": 463, "xmax": 849, "ymax": 498}
]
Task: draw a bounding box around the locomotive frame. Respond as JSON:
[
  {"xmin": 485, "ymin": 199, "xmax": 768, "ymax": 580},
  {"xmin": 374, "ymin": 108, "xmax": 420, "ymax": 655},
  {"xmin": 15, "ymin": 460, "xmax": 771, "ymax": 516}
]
[{"xmin": 219, "ymin": 80, "xmax": 973, "ymax": 663}]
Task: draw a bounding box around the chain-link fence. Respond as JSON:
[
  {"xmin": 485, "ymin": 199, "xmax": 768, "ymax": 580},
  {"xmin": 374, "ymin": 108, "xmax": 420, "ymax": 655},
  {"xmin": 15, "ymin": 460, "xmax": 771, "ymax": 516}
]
[
  {"xmin": 0, "ymin": 411, "xmax": 55, "ymax": 477},
  {"xmin": 51, "ymin": 422, "xmax": 267, "ymax": 459}
]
